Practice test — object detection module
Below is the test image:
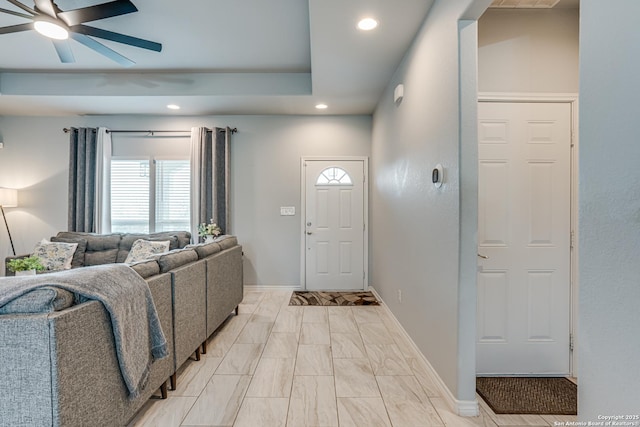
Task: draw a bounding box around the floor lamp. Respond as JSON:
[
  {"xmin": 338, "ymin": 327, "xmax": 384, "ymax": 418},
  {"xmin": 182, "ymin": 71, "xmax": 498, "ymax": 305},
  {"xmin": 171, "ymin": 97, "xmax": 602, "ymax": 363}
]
[{"xmin": 0, "ymin": 188, "xmax": 18, "ymax": 256}]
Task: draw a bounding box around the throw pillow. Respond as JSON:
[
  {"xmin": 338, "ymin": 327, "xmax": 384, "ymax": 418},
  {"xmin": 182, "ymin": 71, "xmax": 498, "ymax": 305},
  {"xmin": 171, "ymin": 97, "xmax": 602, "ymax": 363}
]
[
  {"xmin": 33, "ymin": 239, "xmax": 79, "ymax": 271},
  {"xmin": 124, "ymin": 239, "xmax": 170, "ymax": 264},
  {"xmin": 50, "ymin": 236, "xmax": 88, "ymax": 268}
]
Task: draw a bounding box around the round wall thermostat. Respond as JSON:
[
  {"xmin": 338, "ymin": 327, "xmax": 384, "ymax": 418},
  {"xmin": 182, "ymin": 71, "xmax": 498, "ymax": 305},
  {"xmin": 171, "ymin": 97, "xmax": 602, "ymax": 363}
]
[{"xmin": 432, "ymin": 164, "xmax": 444, "ymax": 188}]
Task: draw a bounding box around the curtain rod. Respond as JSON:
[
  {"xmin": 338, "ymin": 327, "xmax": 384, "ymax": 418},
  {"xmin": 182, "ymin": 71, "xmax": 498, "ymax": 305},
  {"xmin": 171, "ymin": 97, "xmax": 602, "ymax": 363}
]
[{"xmin": 62, "ymin": 127, "xmax": 238, "ymax": 135}]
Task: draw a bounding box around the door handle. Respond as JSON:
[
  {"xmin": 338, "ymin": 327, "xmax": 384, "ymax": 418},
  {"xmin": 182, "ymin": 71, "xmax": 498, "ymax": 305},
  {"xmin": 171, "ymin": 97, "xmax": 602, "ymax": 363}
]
[
  {"xmin": 477, "ymin": 253, "xmax": 489, "ymax": 259},
  {"xmin": 306, "ymin": 231, "xmax": 313, "ymax": 235}
]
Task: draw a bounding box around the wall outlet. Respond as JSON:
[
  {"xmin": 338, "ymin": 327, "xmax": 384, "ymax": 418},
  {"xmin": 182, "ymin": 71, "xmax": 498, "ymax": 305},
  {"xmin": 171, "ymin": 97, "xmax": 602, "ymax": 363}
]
[
  {"xmin": 397, "ymin": 289, "xmax": 402, "ymax": 303},
  {"xmin": 280, "ymin": 206, "xmax": 295, "ymax": 216}
]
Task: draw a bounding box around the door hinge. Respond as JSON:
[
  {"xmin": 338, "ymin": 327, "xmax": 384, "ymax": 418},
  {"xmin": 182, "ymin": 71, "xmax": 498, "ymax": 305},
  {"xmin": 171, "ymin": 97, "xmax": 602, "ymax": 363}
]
[
  {"xmin": 569, "ymin": 333, "xmax": 574, "ymax": 352},
  {"xmin": 570, "ymin": 230, "xmax": 575, "ymax": 250},
  {"xmin": 363, "ymin": 271, "xmax": 366, "ymax": 279}
]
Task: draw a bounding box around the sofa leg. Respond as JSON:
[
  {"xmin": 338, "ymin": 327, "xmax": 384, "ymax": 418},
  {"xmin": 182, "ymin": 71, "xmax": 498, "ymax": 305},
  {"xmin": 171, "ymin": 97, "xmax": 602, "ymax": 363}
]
[
  {"xmin": 235, "ymin": 306, "xmax": 239, "ymax": 315},
  {"xmin": 195, "ymin": 347, "xmax": 201, "ymax": 361},
  {"xmin": 170, "ymin": 373, "xmax": 177, "ymax": 390},
  {"xmin": 201, "ymin": 341, "xmax": 207, "ymax": 355},
  {"xmin": 160, "ymin": 381, "xmax": 168, "ymax": 399}
]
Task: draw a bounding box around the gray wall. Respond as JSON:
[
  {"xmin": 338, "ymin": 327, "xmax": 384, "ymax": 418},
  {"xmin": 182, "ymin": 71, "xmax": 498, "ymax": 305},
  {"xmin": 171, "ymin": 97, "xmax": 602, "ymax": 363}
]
[
  {"xmin": 0, "ymin": 115, "xmax": 371, "ymax": 285},
  {"xmin": 371, "ymin": 0, "xmax": 485, "ymax": 404},
  {"xmin": 478, "ymin": 8, "xmax": 579, "ymax": 93},
  {"xmin": 578, "ymin": 0, "xmax": 640, "ymax": 417}
]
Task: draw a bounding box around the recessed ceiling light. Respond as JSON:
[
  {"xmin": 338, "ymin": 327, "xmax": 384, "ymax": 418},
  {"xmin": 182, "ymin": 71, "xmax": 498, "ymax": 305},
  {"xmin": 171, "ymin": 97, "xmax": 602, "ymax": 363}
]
[
  {"xmin": 315, "ymin": 103, "xmax": 328, "ymax": 110},
  {"xmin": 357, "ymin": 18, "xmax": 378, "ymax": 31},
  {"xmin": 167, "ymin": 104, "xmax": 180, "ymax": 110},
  {"xmin": 34, "ymin": 19, "xmax": 69, "ymax": 40}
]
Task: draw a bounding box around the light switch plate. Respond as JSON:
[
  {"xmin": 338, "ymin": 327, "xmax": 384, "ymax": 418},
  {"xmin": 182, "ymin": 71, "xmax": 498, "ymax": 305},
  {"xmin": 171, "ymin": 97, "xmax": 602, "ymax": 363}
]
[{"xmin": 280, "ymin": 206, "xmax": 295, "ymax": 216}]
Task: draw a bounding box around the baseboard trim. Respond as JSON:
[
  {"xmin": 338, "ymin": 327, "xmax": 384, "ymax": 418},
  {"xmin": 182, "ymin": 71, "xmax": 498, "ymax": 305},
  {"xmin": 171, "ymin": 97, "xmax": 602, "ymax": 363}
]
[
  {"xmin": 368, "ymin": 286, "xmax": 479, "ymax": 417},
  {"xmin": 243, "ymin": 284, "xmax": 302, "ymax": 291}
]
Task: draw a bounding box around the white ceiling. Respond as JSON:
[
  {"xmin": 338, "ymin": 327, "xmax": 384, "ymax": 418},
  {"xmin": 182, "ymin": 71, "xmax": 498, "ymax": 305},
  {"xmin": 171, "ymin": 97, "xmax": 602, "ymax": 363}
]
[{"xmin": 0, "ymin": 0, "xmax": 435, "ymax": 116}]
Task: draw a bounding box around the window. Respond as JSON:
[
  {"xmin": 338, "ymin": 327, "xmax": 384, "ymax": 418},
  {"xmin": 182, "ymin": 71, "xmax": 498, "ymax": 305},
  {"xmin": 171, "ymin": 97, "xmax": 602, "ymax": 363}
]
[
  {"xmin": 316, "ymin": 167, "xmax": 353, "ymax": 185},
  {"xmin": 111, "ymin": 158, "xmax": 190, "ymax": 233}
]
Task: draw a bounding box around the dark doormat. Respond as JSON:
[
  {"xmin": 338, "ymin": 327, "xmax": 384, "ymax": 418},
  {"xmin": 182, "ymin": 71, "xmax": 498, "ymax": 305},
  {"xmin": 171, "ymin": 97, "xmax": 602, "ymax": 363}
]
[
  {"xmin": 476, "ymin": 377, "xmax": 577, "ymax": 415},
  {"xmin": 289, "ymin": 291, "xmax": 379, "ymax": 306}
]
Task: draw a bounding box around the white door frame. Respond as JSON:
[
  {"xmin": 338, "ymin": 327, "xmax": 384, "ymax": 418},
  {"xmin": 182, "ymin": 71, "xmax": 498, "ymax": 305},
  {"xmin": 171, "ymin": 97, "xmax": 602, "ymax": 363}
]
[
  {"xmin": 479, "ymin": 93, "xmax": 579, "ymax": 377},
  {"xmin": 300, "ymin": 156, "xmax": 369, "ymax": 291}
]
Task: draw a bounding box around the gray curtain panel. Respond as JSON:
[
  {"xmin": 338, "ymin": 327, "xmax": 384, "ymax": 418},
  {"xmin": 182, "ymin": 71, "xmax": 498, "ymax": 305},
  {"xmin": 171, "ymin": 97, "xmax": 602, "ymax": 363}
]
[
  {"xmin": 196, "ymin": 127, "xmax": 230, "ymax": 235},
  {"xmin": 68, "ymin": 127, "xmax": 98, "ymax": 232}
]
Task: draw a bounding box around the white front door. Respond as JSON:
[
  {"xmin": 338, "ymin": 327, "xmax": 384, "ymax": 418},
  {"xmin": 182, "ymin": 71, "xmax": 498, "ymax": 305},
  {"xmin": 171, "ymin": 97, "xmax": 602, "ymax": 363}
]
[
  {"xmin": 303, "ymin": 159, "xmax": 366, "ymax": 291},
  {"xmin": 477, "ymin": 102, "xmax": 572, "ymax": 375}
]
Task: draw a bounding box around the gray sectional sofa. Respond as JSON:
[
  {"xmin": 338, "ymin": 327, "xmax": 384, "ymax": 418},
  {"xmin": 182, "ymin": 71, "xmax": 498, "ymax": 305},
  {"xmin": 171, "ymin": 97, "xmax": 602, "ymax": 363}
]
[{"xmin": 0, "ymin": 231, "xmax": 243, "ymax": 427}]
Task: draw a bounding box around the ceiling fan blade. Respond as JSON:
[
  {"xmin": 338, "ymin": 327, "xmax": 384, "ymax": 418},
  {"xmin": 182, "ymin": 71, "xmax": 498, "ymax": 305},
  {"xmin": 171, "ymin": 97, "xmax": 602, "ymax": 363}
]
[
  {"xmin": 52, "ymin": 39, "xmax": 75, "ymax": 63},
  {"xmin": 33, "ymin": 0, "xmax": 56, "ymax": 17},
  {"xmin": 0, "ymin": 23, "xmax": 33, "ymax": 34},
  {"xmin": 58, "ymin": 0, "xmax": 137, "ymax": 26},
  {"xmin": 5, "ymin": 0, "xmax": 36, "ymax": 16},
  {"xmin": 0, "ymin": 7, "xmax": 33, "ymax": 19},
  {"xmin": 70, "ymin": 32, "xmax": 134, "ymax": 67},
  {"xmin": 72, "ymin": 24, "xmax": 161, "ymax": 52}
]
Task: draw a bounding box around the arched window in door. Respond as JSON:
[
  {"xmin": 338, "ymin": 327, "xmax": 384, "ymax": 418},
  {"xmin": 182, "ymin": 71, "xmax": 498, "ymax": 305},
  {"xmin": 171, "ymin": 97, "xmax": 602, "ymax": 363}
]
[{"xmin": 316, "ymin": 167, "xmax": 353, "ymax": 185}]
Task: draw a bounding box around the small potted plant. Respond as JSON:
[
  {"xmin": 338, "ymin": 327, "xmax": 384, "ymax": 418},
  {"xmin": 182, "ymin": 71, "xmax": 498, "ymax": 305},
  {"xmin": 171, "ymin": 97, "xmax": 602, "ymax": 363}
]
[
  {"xmin": 7, "ymin": 255, "xmax": 45, "ymax": 276},
  {"xmin": 198, "ymin": 219, "xmax": 222, "ymax": 243}
]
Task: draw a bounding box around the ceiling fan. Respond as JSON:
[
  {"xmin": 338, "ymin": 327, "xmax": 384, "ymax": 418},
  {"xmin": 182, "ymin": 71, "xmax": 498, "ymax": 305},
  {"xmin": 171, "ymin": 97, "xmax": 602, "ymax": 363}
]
[{"xmin": 0, "ymin": 0, "xmax": 162, "ymax": 67}]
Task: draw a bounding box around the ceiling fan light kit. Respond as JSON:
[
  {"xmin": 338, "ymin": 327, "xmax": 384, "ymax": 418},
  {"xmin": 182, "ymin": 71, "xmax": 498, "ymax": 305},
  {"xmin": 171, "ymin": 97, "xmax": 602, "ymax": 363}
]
[
  {"xmin": 0, "ymin": 0, "xmax": 162, "ymax": 66},
  {"xmin": 34, "ymin": 16, "xmax": 68, "ymax": 39}
]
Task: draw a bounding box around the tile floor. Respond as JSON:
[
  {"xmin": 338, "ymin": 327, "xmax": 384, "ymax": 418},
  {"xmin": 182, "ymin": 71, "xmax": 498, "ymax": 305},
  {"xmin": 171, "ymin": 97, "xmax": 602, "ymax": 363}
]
[{"xmin": 128, "ymin": 290, "xmax": 578, "ymax": 427}]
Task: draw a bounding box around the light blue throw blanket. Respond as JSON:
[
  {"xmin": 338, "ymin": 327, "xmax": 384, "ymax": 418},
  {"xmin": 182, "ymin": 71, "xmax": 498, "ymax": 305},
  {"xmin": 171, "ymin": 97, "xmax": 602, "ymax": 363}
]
[{"xmin": 0, "ymin": 264, "xmax": 168, "ymax": 398}]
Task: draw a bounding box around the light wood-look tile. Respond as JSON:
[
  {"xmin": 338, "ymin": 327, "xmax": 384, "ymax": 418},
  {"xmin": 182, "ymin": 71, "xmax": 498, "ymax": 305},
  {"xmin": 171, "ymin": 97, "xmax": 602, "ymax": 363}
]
[
  {"xmin": 431, "ymin": 397, "xmax": 498, "ymax": 427},
  {"xmin": 245, "ymin": 357, "xmax": 295, "ymax": 398},
  {"xmin": 302, "ymin": 306, "xmax": 328, "ymax": 323},
  {"xmin": 377, "ymin": 376, "xmax": 444, "ymax": 427},
  {"xmin": 233, "ymin": 397, "xmax": 289, "ymax": 427},
  {"xmin": 477, "ymin": 396, "xmax": 549, "ymax": 426},
  {"xmin": 125, "ymin": 290, "xmax": 559, "ymax": 427},
  {"xmin": 329, "ymin": 311, "xmax": 359, "ymax": 334},
  {"xmin": 294, "ymin": 344, "xmax": 333, "ymax": 376},
  {"xmin": 234, "ymin": 321, "xmax": 273, "ymax": 344},
  {"xmin": 181, "ymin": 375, "xmax": 251, "ymax": 426},
  {"xmin": 365, "ymin": 344, "xmax": 412, "ymax": 375},
  {"xmin": 272, "ymin": 306, "xmax": 303, "ymax": 334},
  {"xmin": 287, "ymin": 376, "xmax": 339, "ymax": 427},
  {"xmin": 215, "ymin": 343, "xmax": 263, "ymax": 375},
  {"xmin": 333, "ymin": 358, "xmax": 380, "ymax": 398},
  {"xmin": 128, "ymin": 397, "xmax": 196, "ymax": 427},
  {"xmin": 172, "ymin": 357, "xmax": 222, "ymax": 397},
  {"xmin": 204, "ymin": 314, "xmax": 251, "ymax": 358},
  {"xmin": 300, "ymin": 322, "xmax": 331, "ymax": 345},
  {"xmin": 407, "ymin": 357, "xmax": 441, "ymax": 397},
  {"xmin": 359, "ymin": 322, "xmax": 395, "ymax": 345},
  {"xmin": 352, "ymin": 306, "xmax": 383, "ymax": 324},
  {"xmin": 337, "ymin": 397, "xmax": 392, "ymax": 427},
  {"xmin": 331, "ymin": 332, "xmax": 367, "ymax": 358},
  {"xmin": 262, "ymin": 332, "xmax": 298, "ymax": 358}
]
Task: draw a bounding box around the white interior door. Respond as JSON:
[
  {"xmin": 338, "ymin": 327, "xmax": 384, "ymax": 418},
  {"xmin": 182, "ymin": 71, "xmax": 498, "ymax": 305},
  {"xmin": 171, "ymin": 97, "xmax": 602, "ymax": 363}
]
[
  {"xmin": 304, "ymin": 159, "xmax": 366, "ymax": 291},
  {"xmin": 477, "ymin": 102, "xmax": 572, "ymax": 375}
]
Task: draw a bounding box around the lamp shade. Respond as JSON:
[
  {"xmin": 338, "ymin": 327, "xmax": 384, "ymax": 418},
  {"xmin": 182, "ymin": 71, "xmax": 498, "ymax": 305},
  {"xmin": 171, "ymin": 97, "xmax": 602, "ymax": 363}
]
[{"xmin": 0, "ymin": 188, "xmax": 18, "ymax": 207}]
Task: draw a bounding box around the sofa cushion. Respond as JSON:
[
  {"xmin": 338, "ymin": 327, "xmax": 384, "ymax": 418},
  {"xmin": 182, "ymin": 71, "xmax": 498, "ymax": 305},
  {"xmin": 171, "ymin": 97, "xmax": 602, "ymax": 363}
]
[
  {"xmin": 50, "ymin": 236, "xmax": 88, "ymax": 268},
  {"xmin": 0, "ymin": 286, "xmax": 75, "ymax": 314},
  {"xmin": 186, "ymin": 242, "xmax": 222, "ymax": 259},
  {"xmin": 117, "ymin": 234, "xmax": 179, "ymax": 263},
  {"xmin": 216, "ymin": 235, "xmax": 238, "ymax": 250},
  {"xmin": 129, "ymin": 259, "xmax": 161, "ymax": 279},
  {"xmin": 56, "ymin": 232, "xmax": 122, "ymax": 266},
  {"xmin": 156, "ymin": 249, "xmax": 198, "ymax": 273},
  {"xmin": 125, "ymin": 239, "xmax": 171, "ymax": 264},
  {"xmin": 33, "ymin": 239, "xmax": 78, "ymax": 271}
]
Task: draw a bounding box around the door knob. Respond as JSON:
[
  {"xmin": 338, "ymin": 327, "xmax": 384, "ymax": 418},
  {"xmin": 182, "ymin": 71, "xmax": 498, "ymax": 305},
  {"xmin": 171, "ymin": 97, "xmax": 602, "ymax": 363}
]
[
  {"xmin": 306, "ymin": 231, "xmax": 313, "ymax": 235},
  {"xmin": 477, "ymin": 253, "xmax": 489, "ymax": 259}
]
